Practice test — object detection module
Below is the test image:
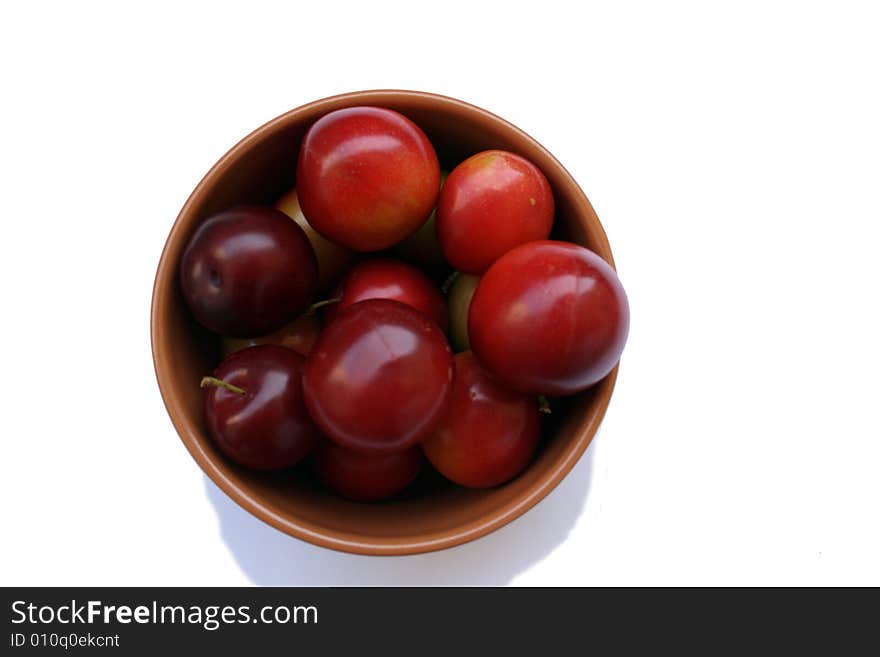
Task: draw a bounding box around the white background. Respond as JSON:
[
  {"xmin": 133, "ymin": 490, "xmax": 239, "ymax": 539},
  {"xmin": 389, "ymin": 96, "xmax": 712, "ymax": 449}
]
[{"xmin": 2, "ymin": 1, "xmax": 878, "ymax": 586}]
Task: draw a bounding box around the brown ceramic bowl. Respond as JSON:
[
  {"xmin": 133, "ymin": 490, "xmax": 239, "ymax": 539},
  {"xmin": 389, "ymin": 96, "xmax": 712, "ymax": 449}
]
[{"xmin": 151, "ymin": 90, "xmax": 619, "ymax": 556}]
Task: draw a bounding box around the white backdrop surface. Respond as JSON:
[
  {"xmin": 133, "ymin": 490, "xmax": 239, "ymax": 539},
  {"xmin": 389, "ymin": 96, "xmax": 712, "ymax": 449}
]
[{"xmin": 1, "ymin": 1, "xmax": 878, "ymax": 586}]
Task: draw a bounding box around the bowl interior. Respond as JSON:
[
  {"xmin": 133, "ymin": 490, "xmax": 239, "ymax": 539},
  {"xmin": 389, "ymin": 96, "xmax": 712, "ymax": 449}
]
[{"xmin": 152, "ymin": 91, "xmax": 617, "ymax": 555}]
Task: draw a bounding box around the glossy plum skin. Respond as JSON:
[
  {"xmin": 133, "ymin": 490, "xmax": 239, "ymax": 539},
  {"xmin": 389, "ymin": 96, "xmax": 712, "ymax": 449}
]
[
  {"xmin": 303, "ymin": 299, "xmax": 453, "ymax": 454},
  {"xmin": 203, "ymin": 346, "xmax": 322, "ymax": 470},
  {"xmin": 222, "ymin": 314, "xmax": 321, "ymax": 358},
  {"xmin": 275, "ymin": 187, "xmax": 353, "ymax": 292},
  {"xmin": 422, "ymin": 352, "xmax": 541, "ymax": 488},
  {"xmin": 327, "ymin": 258, "xmax": 449, "ymax": 332},
  {"xmin": 469, "ymin": 241, "xmax": 629, "ymax": 396},
  {"xmin": 436, "ymin": 150, "xmax": 554, "ymax": 274},
  {"xmin": 180, "ymin": 206, "xmax": 318, "ymax": 337},
  {"xmin": 315, "ymin": 443, "xmax": 422, "ymax": 502},
  {"xmin": 296, "ymin": 107, "xmax": 441, "ymax": 252}
]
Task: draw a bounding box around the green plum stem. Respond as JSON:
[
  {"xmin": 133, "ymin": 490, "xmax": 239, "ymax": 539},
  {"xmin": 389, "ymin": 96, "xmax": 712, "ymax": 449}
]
[
  {"xmin": 306, "ymin": 297, "xmax": 341, "ymax": 316},
  {"xmin": 538, "ymin": 395, "xmax": 552, "ymax": 415},
  {"xmin": 441, "ymin": 271, "xmax": 460, "ymax": 295},
  {"xmin": 200, "ymin": 376, "xmax": 246, "ymax": 396}
]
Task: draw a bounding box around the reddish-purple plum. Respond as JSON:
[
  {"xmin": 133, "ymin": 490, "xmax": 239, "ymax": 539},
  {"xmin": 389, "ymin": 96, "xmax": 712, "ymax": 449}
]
[
  {"xmin": 180, "ymin": 206, "xmax": 317, "ymax": 337},
  {"xmin": 202, "ymin": 345, "xmax": 322, "ymax": 470}
]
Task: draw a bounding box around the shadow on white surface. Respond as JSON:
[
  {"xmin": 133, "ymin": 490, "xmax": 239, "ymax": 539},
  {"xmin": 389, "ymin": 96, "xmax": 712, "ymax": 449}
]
[{"xmin": 205, "ymin": 448, "xmax": 594, "ymax": 586}]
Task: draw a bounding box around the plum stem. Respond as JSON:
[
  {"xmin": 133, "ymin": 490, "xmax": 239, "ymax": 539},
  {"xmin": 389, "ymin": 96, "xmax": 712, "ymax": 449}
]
[
  {"xmin": 200, "ymin": 376, "xmax": 246, "ymax": 396},
  {"xmin": 441, "ymin": 271, "xmax": 460, "ymax": 294},
  {"xmin": 306, "ymin": 297, "xmax": 341, "ymax": 316},
  {"xmin": 538, "ymin": 395, "xmax": 552, "ymax": 415}
]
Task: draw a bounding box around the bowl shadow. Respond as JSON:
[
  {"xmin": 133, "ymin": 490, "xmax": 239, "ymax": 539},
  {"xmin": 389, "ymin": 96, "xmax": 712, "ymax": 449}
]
[{"xmin": 204, "ymin": 443, "xmax": 596, "ymax": 586}]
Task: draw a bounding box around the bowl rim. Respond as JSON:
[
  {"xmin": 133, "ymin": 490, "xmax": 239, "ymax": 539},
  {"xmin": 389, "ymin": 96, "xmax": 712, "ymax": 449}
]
[{"xmin": 151, "ymin": 89, "xmax": 619, "ymax": 556}]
